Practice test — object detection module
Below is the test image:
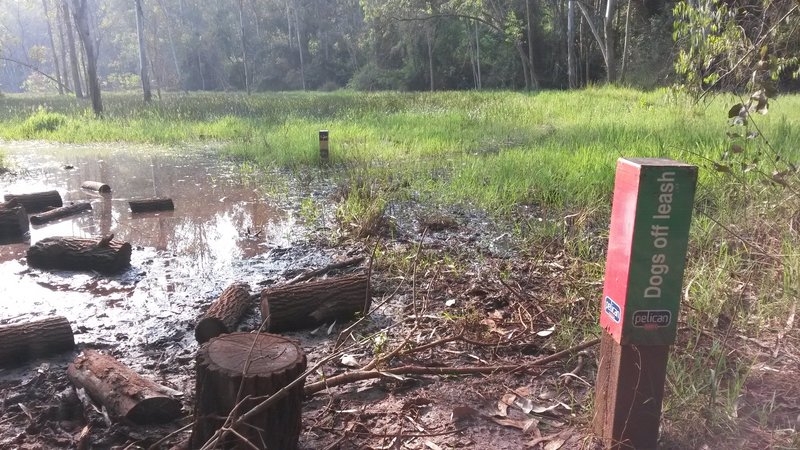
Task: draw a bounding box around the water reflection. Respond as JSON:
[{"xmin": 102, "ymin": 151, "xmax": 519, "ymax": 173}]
[{"xmin": 0, "ymin": 143, "xmax": 297, "ymax": 352}]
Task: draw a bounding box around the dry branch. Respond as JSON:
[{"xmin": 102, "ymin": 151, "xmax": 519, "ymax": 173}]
[
  {"xmin": 129, "ymin": 198, "xmax": 174, "ymax": 213},
  {"xmin": 81, "ymin": 181, "xmax": 111, "ymax": 193},
  {"xmin": 30, "ymin": 201, "xmax": 92, "ymax": 225},
  {"xmin": 4, "ymin": 190, "xmax": 63, "ymax": 213}
]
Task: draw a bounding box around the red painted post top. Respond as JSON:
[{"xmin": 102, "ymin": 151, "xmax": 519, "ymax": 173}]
[{"xmin": 601, "ymin": 158, "xmax": 697, "ymax": 345}]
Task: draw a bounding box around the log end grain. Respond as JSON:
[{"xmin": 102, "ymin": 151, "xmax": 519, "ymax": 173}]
[
  {"xmin": 204, "ymin": 333, "xmax": 305, "ymax": 378},
  {"xmin": 81, "ymin": 181, "xmax": 111, "ymax": 193},
  {"xmin": 194, "ymin": 317, "xmax": 228, "ymax": 344}
]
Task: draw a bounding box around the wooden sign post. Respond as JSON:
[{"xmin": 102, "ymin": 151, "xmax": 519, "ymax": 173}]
[
  {"xmin": 593, "ymin": 158, "xmax": 697, "ymax": 449},
  {"xmin": 319, "ymin": 129, "xmax": 329, "ymax": 162}
]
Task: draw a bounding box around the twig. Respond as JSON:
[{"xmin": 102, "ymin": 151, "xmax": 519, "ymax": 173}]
[
  {"xmin": 304, "ymin": 338, "xmax": 600, "ymax": 395},
  {"xmin": 773, "ymin": 299, "xmax": 796, "ymax": 358},
  {"xmin": 499, "ymin": 277, "xmax": 554, "ymax": 325},
  {"xmin": 561, "ymin": 351, "xmax": 588, "ymax": 386},
  {"xmin": 147, "ymin": 421, "xmax": 192, "ymax": 450}
]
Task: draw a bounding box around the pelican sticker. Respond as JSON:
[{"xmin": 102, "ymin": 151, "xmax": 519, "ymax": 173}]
[
  {"xmin": 604, "ymin": 297, "xmax": 621, "ymax": 323},
  {"xmin": 632, "ymin": 310, "xmax": 672, "ymax": 329}
]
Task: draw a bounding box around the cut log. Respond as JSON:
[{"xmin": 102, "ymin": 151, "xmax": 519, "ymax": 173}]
[
  {"xmin": 30, "ymin": 202, "xmax": 92, "ymax": 225},
  {"xmin": 0, "ymin": 316, "xmax": 75, "ymax": 367},
  {"xmin": 26, "ymin": 235, "xmax": 132, "ymax": 273},
  {"xmin": 81, "ymin": 181, "xmax": 111, "ymax": 193},
  {"xmin": 260, "ymin": 273, "xmax": 370, "ymax": 332},
  {"xmin": 0, "ymin": 204, "xmax": 29, "ymax": 239},
  {"xmin": 190, "ymin": 333, "xmax": 306, "ymax": 450},
  {"xmin": 195, "ymin": 283, "xmax": 253, "ymax": 344},
  {"xmin": 67, "ymin": 350, "xmax": 183, "ymax": 424},
  {"xmin": 4, "ymin": 190, "xmax": 63, "ymax": 213},
  {"xmin": 129, "ymin": 198, "xmax": 174, "ymax": 213}
]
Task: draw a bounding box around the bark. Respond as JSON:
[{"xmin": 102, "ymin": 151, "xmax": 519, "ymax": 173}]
[
  {"xmin": 81, "ymin": 180, "xmax": 111, "ymax": 193},
  {"xmin": 71, "ymin": 0, "xmax": 103, "ymax": 115},
  {"xmin": 195, "ymin": 282, "xmax": 253, "ymax": 344},
  {"xmin": 525, "ymin": 0, "xmax": 538, "ymax": 90},
  {"xmin": 62, "ymin": 0, "xmax": 83, "ymax": 98},
  {"xmin": 238, "ymin": 0, "xmax": 250, "ymax": 93},
  {"xmin": 26, "ymin": 235, "xmax": 132, "ymax": 273},
  {"xmin": 0, "ymin": 204, "xmax": 30, "ymax": 239},
  {"xmin": 0, "ymin": 316, "xmax": 74, "ymax": 367},
  {"xmin": 260, "ymin": 273, "xmax": 370, "ymax": 332},
  {"xmin": 134, "ymin": 0, "xmax": 152, "ymax": 102},
  {"xmin": 30, "ymin": 201, "xmax": 92, "ymax": 225},
  {"xmin": 156, "ymin": 0, "xmax": 182, "ymax": 86},
  {"xmin": 56, "ymin": 1, "xmax": 70, "ymax": 92},
  {"xmin": 129, "ymin": 198, "xmax": 174, "ymax": 213},
  {"xmin": 190, "ymin": 333, "xmax": 306, "ymax": 450},
  {"xmin": 604, "ymin": 0, "xmax": 618, "ymax": 83},
  {"xmin": 4, "ymin": 190, "xmax": 63, "ymax": 213},
  {"xmin": 568, "ymin": 0, "xmax": 577, "ymax": 88},
  {"xmin": 67, "ymin": 350, "xmax": 183, "ymax": 424},
  {"xmin": 42, "ymin": 0, "xmax": 64, "ymax": 95}
]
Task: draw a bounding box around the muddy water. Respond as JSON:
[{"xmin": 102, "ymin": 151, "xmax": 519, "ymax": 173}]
[{"xmin": 0, "ymin": 142, "xmax": 304, "ymax": 367}]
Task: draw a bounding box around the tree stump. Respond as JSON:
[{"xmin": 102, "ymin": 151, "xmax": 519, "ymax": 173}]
[
  {"xmin": 26, "ymin": 235, "xmax": 132, "ymax": 273},
  {"xmin": 260, "ymin": 273, "xmax": 370, "ymax": 332},
  {"xmin": 195, "ymin": 283, "xmax": 253, "ymax": 344},
  {"xmin": 0, "ymin": 204, "xmax": 29, "ymax": 239},
  {"xmin": 30, "ymin": 202, "xmax": 92, "ymax": 225},
  {"xmin": 129, "ymin": 198, "xmax": 174, "ymax": 213},
  {"xmin": 190, "ymin": 333, "xmax": 307, "ymax": 450},
  {"xmin": 0, "ymin": 316, "xmax": 75, "ymax": 367},
  {"xmin": 4, "ymin": 190, "xmax": 63, "ymax": 213},
  {"xmin": 67, "ymin": 350, "xmax": 183, "ymax": 424},
  {"xmin": 81, "ymin": 181, "xmax": 111, "ymax": 193}
]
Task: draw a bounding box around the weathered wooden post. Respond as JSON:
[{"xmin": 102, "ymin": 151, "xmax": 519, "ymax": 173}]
[
  {"xmin": 319, "ymin": 129, "xmax": 329, "ymax": 162},
  {"xmin": 592, "ymin": 158, "xmax": 697, "ymax": 449}
]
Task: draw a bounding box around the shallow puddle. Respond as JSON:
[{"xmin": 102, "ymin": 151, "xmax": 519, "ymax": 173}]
[{"xmin": 0, "ymin": 142, "xmax": 301, "ymax": 361}]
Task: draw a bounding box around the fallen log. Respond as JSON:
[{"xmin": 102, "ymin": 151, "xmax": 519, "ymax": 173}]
[
  {"xmin": 190, "ymin": 333, "xmax": 306, "ymax": 450},
  {"xmin": 0, "ymin": 316, "xmax": 75, "ymax": 367},
  {"xmin": 4, "ymin": 190, "xmax": 63, "ymax": 213},
  {"xmin": 67, "ymin": 350, "xmax": 183, "ymax": 424},
  {"xmin": 0, "ymin": 203, "xmax": 29, "ymax": 239},
  {"xmin": 194, "ymin": 282, "xmax": 252, "ymax": 344},
  {"xmin": 30, "ymin": 201, "xmax": 92, "ymax": 225},
  {"xmin": 260, "ymin": 273, "xmax": 370, "ymax": 332},
  {"xmin": 81, "ymin": 181, "xmax": 111, "ymax": 193},
  {"xmin": 26, "ymin": 235, "xmax": 132, "ymax": 273},
  {"xmin": 129, "ymin": 198, "xmax": 174, "ymax": 213}
]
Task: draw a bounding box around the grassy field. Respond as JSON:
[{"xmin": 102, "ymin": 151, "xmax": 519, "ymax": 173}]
[{"xmin": 1, "ymin": 88, "xmax": 798, "ymax": 447}]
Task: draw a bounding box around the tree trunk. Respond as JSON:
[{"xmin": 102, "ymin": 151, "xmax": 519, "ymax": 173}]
[
  {"xmin": 293, "ymin": 4, "xmax": 305, "ymax": 90},
  {"xmin": 30, "ymin": 201, "xmax": 92, "ymax": 225},
  {"xmin": 67, "ymin": 350, "xmax": 183, "ymax": 424},
  {"xmin": 134, "ymin": 0, "xmax": 152, "ymax": 102},
  {"xmin": 4, "ymin": 190, "xmax": 63, "ymax": 213},
  {"xmin": 56, "ymin": 0, "xmax": 70, "ymax": 92},
  {"xmin": 71, "ymin": 0, "xmax": 102, "ymax": 115},
  {"xmin": 0, "ymin": 204, "xmax": 30, "ymax": 239},
  {"xmin": 81, "ymin": 180, "xmax": 111, "ymax": 193},
  {"xmin": 525, "ymin": 0, "xmax": 538, "ymax": 90},
  {"xmin": 62, "ymin": 0, "xmax": 83, "ymax": 98},
  {"xmin": 26, "ymin": 235, "xmax": 132, "ymax": 273},
  {"xmin": 0, "ymin": 316, "xmax": 74, "ymax": 367},
  {"xmin": 129, "ymin": 198, "xmax": 174, "ymax": 213},
  {"xmin": 568, "ymin": 0, "xmax": 576, "ymax": 88},
  {"xmin": 475, "ymin": 20, "xmax": 481, "ymax": 89},
  {"xmin": 620, "ymin": 0, "xmax": 631, "ymax": 82},
  {"xmin": 156, "ymin": 0, "xmax": 182, "ymax": 87},
  {"xmin": 238, "ymin": 0, "xmax": 250, "ymax": 93},
  {"xmin": 260, "ymin": 273, "xmax": 370, "ymax": 332},
  {"xmin": 195, "ymin": 282, "xmax": 253, "ymax": 344},
  {"xmin": 42, "ymin": 0, "xmax": 64, "ymax": 94},
  {"xmin": 190, "ymin": 333, "xmax": 306, "ymax": 450},
  {"xmin": 604, "ymin": 0, "xmax": 618, "ymax": 83}
]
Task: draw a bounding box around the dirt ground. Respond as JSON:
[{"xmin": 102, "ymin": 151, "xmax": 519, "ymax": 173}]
[{"xmin": 1, "ymin": 144, "xmax": 798, "ymax": 449}]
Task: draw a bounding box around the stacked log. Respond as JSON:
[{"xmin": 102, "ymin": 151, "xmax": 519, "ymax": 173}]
[
  {"xmin": 190, "ymin": 333, "xmax": 306, "ymax": 450},
  {"xmin": 194, "ymin": 282, "xmax": 253, "ymax": 344},
  {"xmin": 129, "ymin": 198, "xmax": 174, "ymax": 213},
  {"xmin": 4, "ymin": 190, "xmax": 63, "ymax": 213},
  {"xmin": 67, "ymin": 350, "xmax": 183, "ymax": 424},
  {"xmin": 26, "ymin": 235, "xmax": 132, "ymax": 273},
  {"xmin": 0, "ymin": 200, "xmax": 29, "ymax": 239},
  {"xmin": 260, "ymin": 273, "xmax": 370, "ymax": 332},
  {"xmin": 30, "ymin": 202, "xmax": 92, "ymax": 225},
  {"xmin": 0, "ymin": 316, "xmax": 75, "ymax": 367}
]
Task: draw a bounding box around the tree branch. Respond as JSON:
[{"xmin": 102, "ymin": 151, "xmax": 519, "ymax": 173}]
[{"xmin": 0, "ymin": 56, "xmax": 72, "ymax": 93}]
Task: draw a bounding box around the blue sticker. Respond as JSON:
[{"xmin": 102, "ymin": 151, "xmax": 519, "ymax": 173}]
[
  {"xmin": 632, "ymin": 310, "xmax": 672, "ymax": 328},
  {"xmin": 604, "ymin": 296, "xmax": 621, "ymax": 323}
]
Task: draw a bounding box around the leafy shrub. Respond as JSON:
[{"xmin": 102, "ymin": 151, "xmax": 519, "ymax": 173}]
[{"xmin": 22, "ymin": 108, "xmax": 68, "ymax": 136}]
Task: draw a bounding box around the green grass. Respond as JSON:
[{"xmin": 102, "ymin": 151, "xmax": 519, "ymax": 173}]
[{"xmin": 1, "ymin": 87, "xmax": 798, "ymax": 446}]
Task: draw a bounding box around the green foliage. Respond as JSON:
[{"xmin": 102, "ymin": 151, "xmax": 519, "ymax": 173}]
[{"xmin": 21, "ymin": 107, "xmax": 67, "ymax": 136}]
